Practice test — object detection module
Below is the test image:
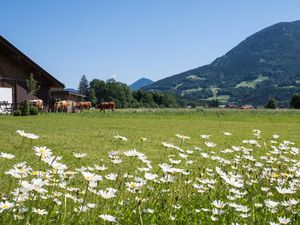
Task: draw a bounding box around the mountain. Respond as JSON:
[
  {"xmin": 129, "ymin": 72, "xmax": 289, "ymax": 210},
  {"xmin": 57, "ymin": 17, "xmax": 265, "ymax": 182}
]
[
  {"xmin": 130, "ymin": 78, "xmax": 154, "ymax": 91},
  {"xmin": 144, "ymin": 20, "xmax": 300, "ymax": 106}
]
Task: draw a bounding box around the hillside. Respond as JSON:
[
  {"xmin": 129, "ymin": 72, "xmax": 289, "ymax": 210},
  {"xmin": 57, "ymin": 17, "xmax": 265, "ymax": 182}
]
[
  {"xmin": 144, "ymin": 20, "xmax": 300, "ymax": 106},
  {"xmin": 130, "ymin": 78, "xmax": 154, "ymax": 90}
]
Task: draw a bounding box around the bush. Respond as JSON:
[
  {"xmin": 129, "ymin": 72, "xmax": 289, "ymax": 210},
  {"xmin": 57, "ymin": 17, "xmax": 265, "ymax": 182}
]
[
  {"xmin": 290, "ymin": 93, "xmax": 300, "ymax": 109},
  {"xmin": 20, "ymin": 100, "xmax": 30, "ymax": 116},
  {"xmin": 265, "ymin": 97, "xmax": 277, "ymax": 109},
  {"xmin": 30, "ymin": 106, "xmax": 39, "ymax": 115},
  {"xmin": 12, "ymin": 110, "xmax": 21, "ymax": 116}
]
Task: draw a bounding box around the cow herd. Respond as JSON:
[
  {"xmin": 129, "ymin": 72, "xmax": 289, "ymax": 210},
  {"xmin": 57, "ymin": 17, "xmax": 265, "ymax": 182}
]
[
  {"xmin": 29, "ymin": 99, "xmax": 115, "ymax": 113},
  {"xmin": 52, "ymin": 100, "xmax": 115, "ymax": 113}
]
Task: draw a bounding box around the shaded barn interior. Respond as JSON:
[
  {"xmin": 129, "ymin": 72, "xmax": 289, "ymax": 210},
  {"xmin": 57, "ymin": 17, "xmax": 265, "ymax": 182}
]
[{"xmin": 0, "ymin": 35, "xmax": 64, "ymax": 111}]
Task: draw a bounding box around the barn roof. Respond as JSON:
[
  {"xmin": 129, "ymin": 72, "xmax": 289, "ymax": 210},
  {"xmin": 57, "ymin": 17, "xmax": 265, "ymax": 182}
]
[
  {"xmin": 51, "ymin": 88, "xmax": 86, "ymax": 97},
  {"xmin": 0, "ymin": 35, "xmax": 64, "ymax": 88}
]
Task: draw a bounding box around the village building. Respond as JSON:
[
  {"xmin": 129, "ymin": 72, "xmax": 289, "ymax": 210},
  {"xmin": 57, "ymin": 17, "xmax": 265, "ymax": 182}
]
[
  {"xmin": 50, "ymin": 88, "xmax": 85, "ymax": 102},
  {"xmin": 0, "ymin": 35, "xmax": 64, "ymax": 111}
]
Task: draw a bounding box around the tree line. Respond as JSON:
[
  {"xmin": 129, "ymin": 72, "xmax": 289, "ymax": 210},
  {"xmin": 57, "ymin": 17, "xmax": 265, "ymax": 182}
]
[
  {"xmin": 78, "ymin": 75, "xmax": 179, "ymax": 108},
  {"xmin": 78, "ymin": 75, "xmax": 300, "ymax": 109}
]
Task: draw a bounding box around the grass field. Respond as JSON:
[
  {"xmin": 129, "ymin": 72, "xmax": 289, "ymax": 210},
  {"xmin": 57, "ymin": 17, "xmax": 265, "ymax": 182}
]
[{"xmin": 0, "ymin": 109, "xmax": 300, "ymax": 224}]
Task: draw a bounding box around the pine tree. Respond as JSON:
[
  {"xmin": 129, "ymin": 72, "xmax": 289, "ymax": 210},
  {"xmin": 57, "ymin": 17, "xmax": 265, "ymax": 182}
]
[{"xmin": 78, "ymin": 75, "xmax": 89, "ymax": 97}]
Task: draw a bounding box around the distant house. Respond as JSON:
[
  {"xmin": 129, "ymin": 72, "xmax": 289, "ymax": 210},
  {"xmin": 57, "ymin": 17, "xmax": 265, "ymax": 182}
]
[
  {"xmin": 226, "ymin": 103, "xmax": 238, "ymax": 108},
  {"xmin": 240, "ymin": 105, "xmax": 256, "ymax": 109},
  {"xmin": 0, "ymin": 35, "xmax": 64, "ymax": 110},
  {"xmin": 50, "ymin": 88, "xmax": 85, "ymax": 102}
]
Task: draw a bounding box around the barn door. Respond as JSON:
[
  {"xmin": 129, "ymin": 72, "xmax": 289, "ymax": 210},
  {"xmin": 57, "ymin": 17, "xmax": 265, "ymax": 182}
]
[{"xmin": 0, "ymin": 87, "xmax": 13, "ymax": 113}]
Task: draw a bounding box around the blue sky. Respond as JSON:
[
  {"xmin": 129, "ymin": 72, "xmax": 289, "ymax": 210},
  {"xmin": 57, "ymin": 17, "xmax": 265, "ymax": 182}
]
[{"xmin": 1, "ymin": 1, "xmax": 300, "ymax": 88}]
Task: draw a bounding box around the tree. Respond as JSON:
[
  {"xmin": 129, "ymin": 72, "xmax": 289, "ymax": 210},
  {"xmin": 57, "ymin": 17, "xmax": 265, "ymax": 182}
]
[
  {"xmin": 265, "ymin": 97, "xmax": 277, "ymax": 109},
  {"xmin": 290, "ymin": 93, "xmax": 300, "ymax": 109},
  {"xmin": 89, "ymin": 88, "xmax": 97, "ymax": 105},
  {"xmin": 78, "ymin": 75, "xmax": 89, "ymax": 97},
  {"xmin": 26, "ymin": 73, "xmax": 40, "ymax": 95}
]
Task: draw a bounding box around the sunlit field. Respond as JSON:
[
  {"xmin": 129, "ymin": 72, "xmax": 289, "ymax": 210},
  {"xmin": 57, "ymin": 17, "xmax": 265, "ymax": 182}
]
[{"xmin": 1, "ymin": 109, "xmax": 300, "ymax": 224}]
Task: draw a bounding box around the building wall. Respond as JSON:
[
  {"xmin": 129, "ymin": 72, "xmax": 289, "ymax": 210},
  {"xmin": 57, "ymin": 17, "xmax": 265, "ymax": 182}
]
[{"xmin": 0, "ymin": 47, "xmax": 52, "ymax": 109}]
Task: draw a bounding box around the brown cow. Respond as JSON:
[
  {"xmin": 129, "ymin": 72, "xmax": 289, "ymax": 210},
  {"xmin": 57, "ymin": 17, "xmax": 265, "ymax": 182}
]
[
  {"xmin": 54, "ymin": 100, "xmax": 69, "ymax": 112},
  {"xmin": 98, "ymin": 101, "xmax": 115, "ymax": 112},
  {"xmin": 73, "ymin": 101, "xmax": 92, "ymax": 112},
  {"xmin": 79, "ymin": 101, "xmax": 92, "ymax": 110},
  {"xmin": 30, "ymin": 99, "xmax": 43, "ymax": 111}
]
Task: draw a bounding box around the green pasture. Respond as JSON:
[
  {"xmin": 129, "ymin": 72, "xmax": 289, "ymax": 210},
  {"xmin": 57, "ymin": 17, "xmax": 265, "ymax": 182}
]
[
  {"xmin": 1, "ymin": 108, "xmax": 300, "ymax": 224},
  {"xmin": 1, "ymin": 108, "xmax": 300, "ymax": 166}
]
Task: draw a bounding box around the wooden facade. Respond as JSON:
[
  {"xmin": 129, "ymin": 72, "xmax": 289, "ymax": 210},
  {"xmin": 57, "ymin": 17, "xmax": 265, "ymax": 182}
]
[
  {"xmin": 0, "ymin": 35, "xmax": 64, "ymax": 110},
  {"xmin": 50, "ymin": 88, "xmax": 85, "ymax": 102}
]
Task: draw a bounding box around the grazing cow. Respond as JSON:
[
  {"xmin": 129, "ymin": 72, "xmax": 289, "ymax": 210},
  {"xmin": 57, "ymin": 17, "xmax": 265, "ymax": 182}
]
[
  {"xmin": 98, "ymin": 101, "xmax": 115, "ymax": 112},
  {"xmin": 53, "ymin": 100, "xmax": 69, "ymax": 112},
  {"xmin": 30, "ymin": 99, "xmax": 43, "ymax": 111},
  {"xmin": 78, "ymin": 101, "xmax": 92, "ymax": 110}
]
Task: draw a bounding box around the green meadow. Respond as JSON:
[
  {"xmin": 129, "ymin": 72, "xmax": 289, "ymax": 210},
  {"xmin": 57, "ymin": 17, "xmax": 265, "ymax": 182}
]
[
  {"xmin": 0, "ymin": 109, "xmax": 300, "ymax": 224},
  {"xmin": 1, "ymin": 109, "xmax": 299, "ymax": 159}
]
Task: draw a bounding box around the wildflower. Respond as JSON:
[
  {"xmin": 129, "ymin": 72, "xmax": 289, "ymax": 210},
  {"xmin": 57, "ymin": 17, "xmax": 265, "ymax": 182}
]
[
  {"xmin": 205, "ymin": 142, "xmax": 217, "ymax": 148},
  {"xmin": 281, "ymin": 199, "xmax": 299, "ymax": 206},
  {"xmin": 0, "ymin": 152, "xmax": 15, "ymax": 159},
  {"xmin": 160, "ymin": 174, "xmax": 175, "ymax": 183},
  {"xmin": 75, "ymin": 205, "xmax": 89, "ymax": 213},
  {"xmin": 81, "ymin": 171, "xmax": 102, "ymax": 183},
  {"xmin": 0, "ymin": 201, "xmax": 14, "ymax": 212},
  {"xmin": 273, "ymin": 134, "xmax": 280, "ymax": 139},
  {"xmin": 175, "ymin": 134, "xmax": 190, "ymax": 140},
  {"xmin": 264, "ymin": 199, "xmax": 279, "ymax": 209},
  {"xmin": 126, "ymin": 182, "xmax": 143, "ymax": 193},
  {"xmin": 223, "ymin": 132, "xmax": 232, "ymax": 136},
  {"xmin": 140, "ymin": 137, "xmax": 148, "ymax": 142},
  {"xmin": 124, "ymin": 149, "xmax": 143, "ymax": 157},
  {"xmin": 33, "ymin": 146, "xmax": 52, "ymax": 158},
  {"xmin": 144, "ymin": 172, "xmax": 158, "ymax": 180},
  {"xmin": 275, "ymin": 187, "xmax": 295, "ymax": 194},
  {"xmin": 87, "ymin": 203, "xmax": 96, "ymax": 208},
  {"xmin": 201, "ymin": 153, "xmax": 209, "ymax": 158},
  {"xmin": 5, "ymin": 162, "xmax": 32, "ymax": 178},
  {"xmin": 200, "ymin": 134, "xmax": 210, "ymax": 139},
  {"xmin": 111, "ymin": 159, "xmax": 122, "ymax": 164},
  {"xmin": 253, "ymin": 129, "xmax": 261, "ymax": 137},
  {"xmin": 16, "ymin": 130, "xmax": 26, "ymax": 137},
  {"xmin": 105, "ymin": 173, "xmax": 118, "ymax": 181},
  {"xmin": 99, "ymin": 214, "xmax": 117, "ymax": 223},
  {"xmin": 212, "ymin": 208, "xmax": 225, "ymax": 215},
  {"xmin": 32, "ymin": 208, "xmax": 48, "ymax": 215},
  {"xmin": 212, "ymin": 200, "xmax": 226, "ymax": 209},
  {"xmin": 73, "ymin": 152, "xmax": 87, "ymax": 158},
  {"xmin": 114, "ymin": 134, "xmax": 127, "ymax": 141},
  {"xmin": 254, "ymin": 203, "xmax": 263, "ymax": 208},
  {"xmin": 161, "ymin": 142, "xmax": 184, "ymax": 152},
  {"xmin": 278, "ymin": 216, "xmax": 291, "ymax": 224},
  {"xmin": 98, "ymin": 188, "xmax": 117, "ymax": 199},
  {"xmin": 179, "ymin": 153, "xmax": 188, "ymax": 159},
  {"xmin": 144, "ymin": 208, "xmax": 154, "ymax": 214},
  {"xmin": 25, "ymin": 133, "xmax": 39, "ymax": 140},
  {"xmin": 94, "ymin": 165, "xmax": 108, "ymax": 171},
  {"xmin": 211, "ymin": 216, "xmax": 219, "ymax": 221},
  {"xmin": 169, "ymin": 159, "xmax": 181, "ymax": 164},
  {"xmin": 172, "ymin": 204, "xmax": 181, "ymax": 209}
]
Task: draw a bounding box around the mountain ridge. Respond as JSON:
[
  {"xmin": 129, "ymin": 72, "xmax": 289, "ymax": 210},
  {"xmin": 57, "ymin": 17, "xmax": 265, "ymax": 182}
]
[
  {"xmin": 129, "ymin": 78, "xmax": 154, "ymax": 91},
  {"xmin": 144, "ymin": 20, "xmax": 300, "ymax": 106}
]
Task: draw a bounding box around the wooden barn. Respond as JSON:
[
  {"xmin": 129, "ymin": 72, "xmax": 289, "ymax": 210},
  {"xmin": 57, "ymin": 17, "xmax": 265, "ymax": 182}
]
[
  {"xmin": 0, "ymin": 35, "xmax": 64, "ymax": 111},
  {"xmin": 50, "ymin": 88, "xmax": 85, "ymax": 103}
]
